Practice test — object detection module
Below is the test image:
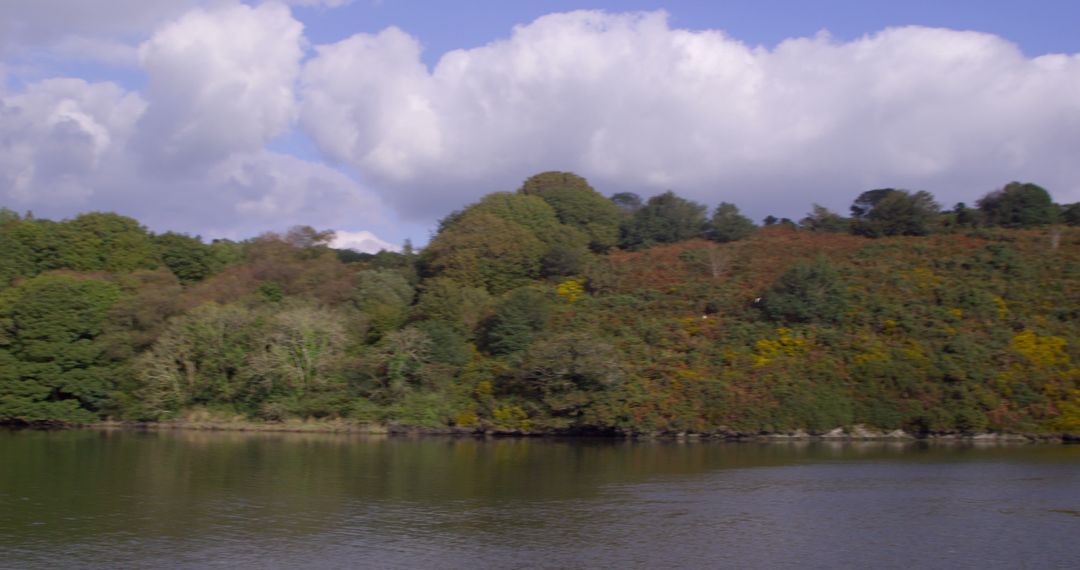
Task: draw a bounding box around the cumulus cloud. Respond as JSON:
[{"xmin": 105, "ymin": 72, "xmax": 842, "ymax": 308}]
[
  {"xmin": 5, "ymin": 6, "xmax": 1079, "ymax": 246},
  {"xmin": 0, "ymin": 2, "xmax": 394, "ymax": 243},
  {"xmin": 299, "ymin": 11, "xmax": 1080, "ymax": 221},
  {"xmin": 0, "ymin": 78, "xmax": 145, "ymax": 206},
  {"xmin": 205, "ymin": 150, "xmax": 390, "ymax": 238},
  {"xmin": 135, "ymin": 1, "xmax": 304, "ymax": 170}
]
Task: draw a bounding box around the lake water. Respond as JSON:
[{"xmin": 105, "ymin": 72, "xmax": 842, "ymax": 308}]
[{"xmin": 1, "ymin": 430, "xmax": 1078, "ymax": 569}]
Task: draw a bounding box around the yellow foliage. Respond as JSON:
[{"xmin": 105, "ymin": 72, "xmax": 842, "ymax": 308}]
[
  {"xmin": 474, "ymin": 380, "xmax": 493, "ymax": 398},
  {"xmin": 901, "ymin": 342, "xmax": 928, "ymax": 363},
  {"xmin": 852, "ymin": 339, "xmax": 889, "ymax": 366},
  {"xmin": 556, "ymin": 279, "xmax": 585, "ymax": 303},
  {"xmin": 492, "ymin": 404, "xmax": 531, "ymax": 430},
  {"xmin": 676, "ymin": 368, "xmax": 701, "ymax": 380},
  {"xmin": 880, "ymin": 319, "xmax": 898, "ymax": 335},
  {"xmin": 1010, "ymin": 330, "xmax": 1069, "ymax": 368},
  {"xmin": 454, "ymin": 411, "xmax": 479, "ymax": 427},
  {"xmin": 908, "ymin": 266, "xmax": 943, "ymax": 290},
  {"xmin": 992, "ymin": 296, "xmax": 1008, "ymax": 319},
  {"xmin": 947, "ymin": 308, "xmax": 963, "ymax": 319},
  {"xmin": 679, "ymin": 315, "xmax": 705, "ymax": 335},
  {"xmin": 752, "ymin": 327, "xmax": 808, "ymax": 367},
  {"xmin": 1049, "ymin": 390, "xmax": 1080, "ymax": 433}
]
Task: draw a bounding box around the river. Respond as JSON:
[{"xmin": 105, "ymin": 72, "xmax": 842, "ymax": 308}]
[{"xmin": 1, "ymin": 429, "xmax": 1078, "ymax": 569}]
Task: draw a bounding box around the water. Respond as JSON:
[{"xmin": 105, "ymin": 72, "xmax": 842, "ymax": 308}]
[{"xmin": 1, "ymin": 430, "xmax": 1078, "ymax": 569}]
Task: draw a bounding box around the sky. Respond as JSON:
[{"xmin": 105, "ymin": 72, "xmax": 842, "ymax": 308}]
[{"xmin": 1, "ymin": 1, "xmax": 1079, "ymax": 251}]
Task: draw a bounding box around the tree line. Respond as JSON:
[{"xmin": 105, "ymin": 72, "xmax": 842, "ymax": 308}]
[{"xmin": 1, "ymin": 173, "xmax": 1078, "ymax": 435}]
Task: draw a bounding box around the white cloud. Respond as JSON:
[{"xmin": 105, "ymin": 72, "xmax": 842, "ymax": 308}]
[
  {"xmin": 0, "ymin": 79, "xmax": 391, "ymax": 242},
  {"xmin": 300, "ymin": 27, "xmax": 441, "ymax": 183},
  {"xmin": 0, "ymin": 78, "xmax": 146, "ymax": 205},
  {"xmin": 135, "ymin": 1, "xmax": 305, "ymax": 171},
  {"xmin": 283, "ymin": 0, "xmax": 355, "ymax": 7},
  {"xmin": 4, "ymin": 6, "xmax": 1079, "ymax": 246},
  {"xmin": 331, "ymin": 230, "xmax": 399, "ymax": 253},
  {"xmin": 201, "ymin": 150, "xmax": 390, "ymax": 239},
  {"xmin": 0, "ymin": 2, "xmax": 396, "ymax": 244},
  {"xmin": 299, "ymin": 11, "xmax": 1080, "ymax": 221}
]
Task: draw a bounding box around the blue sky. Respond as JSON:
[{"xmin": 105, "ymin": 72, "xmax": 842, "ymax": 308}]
[
  {"xmin": 297, "ymin": 1, "xmax": 1080, "ymax": 62},
  {"xmin": 2, "ymin": 1, "xmax": 1079, "ymax": 251}
]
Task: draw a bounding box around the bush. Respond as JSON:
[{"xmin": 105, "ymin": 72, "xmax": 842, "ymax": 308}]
[{"xmin": 760, "ymin": 256, "xmax": 847, "ymax": 324}]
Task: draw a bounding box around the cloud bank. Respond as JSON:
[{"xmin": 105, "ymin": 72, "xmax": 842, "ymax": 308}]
[
  {"xmin": 302, "ymin": 11, "xmax": 1080, "ymax": 221},
  {"xmin": 1, "ymin": 1, "xmax": 389, "ymax": 244},
  {"xmin": 2, "ymin": 5, "xmax": 1079, "ymax": 246}
]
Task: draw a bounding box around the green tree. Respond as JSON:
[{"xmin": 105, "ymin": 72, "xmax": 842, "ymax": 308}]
[
  {"xmin": 353, "ymin": 270, "xmax": 415, "ymax": 338},
  {"xmin": 136, "ymin": 303, "xmax": 264, "ymax": 418},
  {"xmin": 155, "ymin": 232, "xmax": 217, "ymax": 284},
  {"xmin": 0, "ymin": 275, "xmax": 122, "ymax": 422},
  {"xmin": 412, "ymin": 277, "xmax": 492, "ymax": 335},
  {"xmin": 67, "ymin": 212, "xmax": 159, "ymax": 272},
  {"xmin": 0, "ymin": 222, "xmax": 34, "ymax": 289},
  {"xmin": 518, "ymin": 332, "xmax": 622, "ymax": 421},
  {"xmin": 850, "ymin": 189, "xmax": 939, "ymax": 237},
  {"xmin": 468, "ymin": 192, "xmax": 564, "ymax": 242},
  {"xmin": 0, "ymin": 207, "xmax": 19, "ymax": 226},
  {"xmin": 1062, "ymin": 202, "xmax": 1080, "ymax": 226},
  {"xmin": 800, "ymin": 204, "xmax": 849, "ymax": 233},
  {"xmin": 369, "ymin": 327, "xmax": 433, "ymax": 400},
  {"xmin": 6, "ymin": 219, "xmax": 91, "ymax": 273},
  {"xmin": 414, "ymin": 320, "xmax": 471, "ymax": 366},
  {"xmin": 977, "ymin": 182, "xmax": 1058, "ymax": 227},
  {"xmin": 952, "ymin": 202, "xmax": 978, "ymax": 227},
  {"xmin": 518, "ymin": 172, "xmax": 622, "ymax": 251},
  {"xmin": 850, "ymin": 189, "xmax": 898, "ymax": 218},
  {"xmin": 611, "ymin": 192, "xmax": 643, "ymax": 215},
  {"xmin": 619, "ymin": 191, "xmax": 707, "ymax": 249},
  {"xmin": 482, "ymin": 288, "xmax": 551, "ymax": 356},
  {"xmin": 707, "ymin": 202, "xmax": 756, "ymax": 243},
  {"xmin": 245, "ymin": 304, "xmax": 348, "ymax": 400},
  {"xmin": 422, "ymin": 212, "xmax": 546, "ymax": 294},
  {"xmin": 760, "ymin": 256, "xmax": 846, "ymax": 324}
]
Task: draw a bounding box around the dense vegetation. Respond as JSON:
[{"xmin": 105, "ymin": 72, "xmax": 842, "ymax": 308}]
[{"xmin": 2, "ymin": 174, "xmax": 1079, "ymax": 435}]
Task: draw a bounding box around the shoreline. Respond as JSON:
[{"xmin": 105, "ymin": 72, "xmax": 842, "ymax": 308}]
[{"xmin": 5, "ymin": 419, "xmax": 1076, "ymax": 443}]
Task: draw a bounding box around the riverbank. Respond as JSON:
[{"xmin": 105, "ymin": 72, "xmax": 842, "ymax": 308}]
[{"xmin": 4, "ymin": 418, "xmax": 1073, "ymax": 443}]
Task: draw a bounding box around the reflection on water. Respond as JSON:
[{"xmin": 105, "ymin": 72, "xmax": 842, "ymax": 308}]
[{"xmin": 2, "ymin": 430, "xmax": 1078, "ymax": 569}]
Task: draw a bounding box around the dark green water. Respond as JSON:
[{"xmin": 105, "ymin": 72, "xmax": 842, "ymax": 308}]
[{"xmin": 1, "ymin": 430, "xmax": 1078, "ymax": 569}]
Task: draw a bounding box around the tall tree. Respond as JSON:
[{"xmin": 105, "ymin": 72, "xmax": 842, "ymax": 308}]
[
  {"xmin": 518, "ymin": 171, "xmax": 622, "ymax": 251},
  {"xmin": 0, "ymin": 275, "xmax": 122, "ymax": 422},
  {"xmin": 619, "ymin": 191, "xmax": 707, "ymax": 249},
  {"xmin": 155, "ymin": 232, "xmax": 217, "ymax": 285},
  {"xmin": 800, "ymin": 204, "xmax": 849, "ymax": 233},
  {"xmin": 850, "ymin": 189, "xmax": 940, "ymax": 237},
  {"xmin": 707, "ymin": 202, "xmax": 756, "ymax": 243},
  {"xmin": 977, "ymin": 182, "xmax": 1057, "ymax": 227},
  {"xmin": 421, "ymin": 212, "xmax": 546, "ymax": 294}
]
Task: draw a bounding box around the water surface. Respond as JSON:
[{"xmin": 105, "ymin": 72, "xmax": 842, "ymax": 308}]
[{"xmin": 2, "ymin": 430, "xmax": 1078, "ymax": 569}]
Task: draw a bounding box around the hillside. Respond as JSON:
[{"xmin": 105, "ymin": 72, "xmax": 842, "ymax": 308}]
[{"xmin": 2, "ymin": 182, "xmax": 1079, "ymax": 437}]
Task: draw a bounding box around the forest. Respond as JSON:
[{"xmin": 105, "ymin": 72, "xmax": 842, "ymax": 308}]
[{"xmin": 2, "ymin": 173, "xmax": 1079, "ymax": 436}]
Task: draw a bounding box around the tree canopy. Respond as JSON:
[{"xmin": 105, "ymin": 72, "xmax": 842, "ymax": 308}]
[
  {"xmin": 619, "ymin": 191, "xmax": 707, "ymax": 249},
  {"xmin": 707, "ymin": 202, "xmax": 756, "ymax": 243},
  {"xmin": 977, "ymin": 182, "xmax": 1057, "ymax": 228}
]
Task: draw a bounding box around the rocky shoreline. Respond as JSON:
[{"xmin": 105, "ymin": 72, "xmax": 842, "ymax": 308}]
[{"xmin": 3, "ymin": 420, "xmax": 1072, "ymax": 443}]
